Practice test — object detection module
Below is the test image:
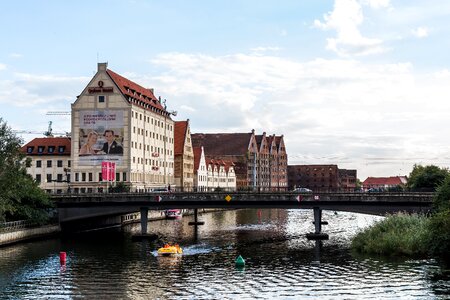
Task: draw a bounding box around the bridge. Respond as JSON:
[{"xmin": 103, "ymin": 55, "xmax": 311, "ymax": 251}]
[{"xmin": 53, "ymin": 192, "xmax": 434, "ymax": 239}]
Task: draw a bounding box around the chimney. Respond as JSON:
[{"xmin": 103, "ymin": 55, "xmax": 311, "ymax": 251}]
[{"xmin": 98, "ymin": 62, "xmax": 108, "ymax": 72}]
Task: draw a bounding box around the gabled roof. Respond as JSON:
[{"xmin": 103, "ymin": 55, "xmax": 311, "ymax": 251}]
[
  {"xmin": 193, "ymin": 146, "xmax": 203, "ymax": 173},
  {"xmin": 191, "ymin": 133, "xmax": 253, "ymax": 156},
  {"xmin": 363, "ymin": 176, "xmax": 407, "ymax": 186},
  {"xmin": 174, "ymin": 121, "xmax": 188, "ymax": 155},
  {"xmin": 21, "ymin": 137, "xmax": 71, "ymax": 155},
  {"xmin": 106, "ymin": 69, "xmax": 168, "ymax": 115}
]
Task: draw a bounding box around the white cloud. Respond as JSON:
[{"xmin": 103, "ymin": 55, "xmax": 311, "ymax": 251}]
[
  {"xmin": 363, "ymin": 0, "xmax": 390, "ymax": 9},
  {"xmin": 314, "ymin": 0, "xmax": 387, "ymax": 56},
  {"xmin": 0, "ymin": 63, "xmax": 6, "ymax": 71},
  {"xmin": 9, "ymin": 53, "xmax": 23, "ymax": 59},
  {"xmin": 411, "ymin": 27, "xmax": 428, "ymax": 38},
  {"xmin": 141, "ymin": 51, "xmax": 450, "ymax": 178}
]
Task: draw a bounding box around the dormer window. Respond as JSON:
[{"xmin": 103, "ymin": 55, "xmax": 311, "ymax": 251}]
[
  {"xmin": 38, "ymin": 146, "xmax": 45, "ymax": 153},
  {"xmin": 48, "ymin": 146, "xmax": 55, "ymax": 153},
  {"xmin": 27, "ymin": 146, "xmax": 34, "ymax": 153},
  {"xmin": 58, "ymin": 146, "xmax": 65, "ymax": 153}
]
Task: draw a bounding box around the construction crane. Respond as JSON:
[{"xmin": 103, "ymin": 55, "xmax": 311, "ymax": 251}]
[
  {"xmin": 46, "ymin": 111, "xmax": 71, "ymax": 116},
  {"xmin": 13, "ymin": 121, "xmax": 70, "ymax": 137}
]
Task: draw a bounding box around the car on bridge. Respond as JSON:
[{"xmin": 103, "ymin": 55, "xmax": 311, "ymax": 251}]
[{"xmin": 293, "ymin": 187, "xmax": 313, "ymax": 193}]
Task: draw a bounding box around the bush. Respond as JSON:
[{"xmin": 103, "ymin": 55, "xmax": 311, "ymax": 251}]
[{"xmin": 351, "ymin": 213, "xmax": 430, "ymax": 256}]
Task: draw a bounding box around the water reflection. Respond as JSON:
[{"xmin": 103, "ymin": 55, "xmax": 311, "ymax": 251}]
[{"xmin": 0, "ymin": 209, "xmax": 448, "ymax": 299}]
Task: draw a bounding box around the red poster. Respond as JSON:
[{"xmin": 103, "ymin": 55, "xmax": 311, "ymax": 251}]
[
  {"xmin": 102, "ymin": 161, "xmax": 116, "ymax": 181},
  {"xmin": 109, "ymin": 162, "xmax": 116, "ymax": 181},
  {"xmin": 102, "ymin": 161, "xmax": 109, "ymax": 181}
]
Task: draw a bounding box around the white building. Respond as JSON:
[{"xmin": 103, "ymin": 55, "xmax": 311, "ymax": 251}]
[
  {"xmin": 70, "ymin": 63, "xmax": 175, "ymax": 193},
  {"xmin": 193, "ymin": 146, "xmax": 208, "ymax": 191},
  {"xmin": 21, "ymin": 137, "xmax": 71, "ymax": 194}
]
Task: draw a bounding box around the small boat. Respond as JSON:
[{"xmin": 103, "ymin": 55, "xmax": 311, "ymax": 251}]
[
  {"xmin": 165, "ymin": 209, "xmax": 182, "ymax": 219},
  {"xmin": 157, "ymin": 244, "xmax": 183, "ymax": 256}
]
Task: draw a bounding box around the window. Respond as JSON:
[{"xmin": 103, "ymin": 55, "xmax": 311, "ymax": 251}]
[
  {"xmin": 27, "ymin": 146, "xmax": 34, "ymax": 153},
  {"xmin": 88, "ymin": 173, "xmax": 93, "ymax": 182},
  {"xmin": 48, "ymin": 146, "xmax": 55, "ymax": 153},
  {"xmin": 47, "ymin": 160, "xmax": 52, "ymax": 167},
  {"xmin": 99, "ymin": 95, "xmax": 105, "ymax": 103},
  {"xmin": 68, "ymin": 160, "xmax": 71, "ymax": 167},
  {"xmin": 99, "ymin": 172, "xmax": 103, "ymax": 182},
  {"xmin": 47, "ymin": 174, "xmax": 52, "ymax": 182},
  {"xmin": 82, "ymin": 173, "xmax": 86, "ymax": 182},
  {"xmin": 38, "ymin": 146, "xmax": 45, "ymax": 153},
  {"xmin": 36, "ymin": 160, "xmax": 42, "ymax": 168},
  {"xmin": 57, "ymin": 160, "xmax": 63, "ymax": 168},
  {"xmin": 116, "ymin": 173, "xmax": 120, "ymax": 181},
  {"xmin": 58, "ymin": 146, "xmax": 65, "ymax": 153},
  {"xmin": 57, "ymin": 174, "xmax": 63, "ymax": 181},
  {"xmin": 67, "ymin": 174, "xmax": 71, "ymax": 182},
  {"xmin": 123, "ymin": 172, "xmax": 127, "ymax": 181},
  {"xmin": 36, "ymin": 174, "xmax": 41, "ymax": 183},
  {"xmin": 75, "ymin": 173, "xmax": 79, "ymax": 182}
]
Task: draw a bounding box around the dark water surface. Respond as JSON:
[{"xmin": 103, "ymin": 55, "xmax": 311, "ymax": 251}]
[{"xmin": 0, "ymin": 209, "xmax": 449, "ymax": 299}]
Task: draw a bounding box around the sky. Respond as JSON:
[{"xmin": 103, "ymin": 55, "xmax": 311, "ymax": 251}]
[{"xmin": 1, "ymin": 0, "xmax": 449, "ymax": 180}]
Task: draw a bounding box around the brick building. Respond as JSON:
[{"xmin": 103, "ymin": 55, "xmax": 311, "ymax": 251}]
[
  {"xmin": 174, "ymin": 120, "xmax": 194, "ymax": 191},
  {"xmin": 192, "ymin": 130, "xmax": 287, "ymax": 191}
]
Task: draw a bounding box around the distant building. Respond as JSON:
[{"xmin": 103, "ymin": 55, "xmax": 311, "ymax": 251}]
[
  {"xmin": 21, "ymin": 137, "xmax": 71, "ymax": 194},
  {"xmin": 192, "ymin": 130, "xmax": 287, "ymax": 191},
  {"xmin": 174, "ymin": 120, "xmax": 194, "ymax": 191},
  {"xmin": 362, "ymin": 176, "xmax": 407, "ymax": 191},
  {"xmin": 288, "ymin": 164, "xmax": 358, "ymax": 192},
  {"xmin": 206, "ymin": 158, "xmax": 236, "ymax": 191},
  {"xmin": 339, "ymin": 169, "xmax": 358, "ymax": 191}
]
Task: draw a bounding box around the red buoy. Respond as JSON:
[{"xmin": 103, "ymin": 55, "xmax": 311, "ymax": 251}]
[{"xmin": 60, "ymin": 252, "xmax": 67, "ymax": 265}]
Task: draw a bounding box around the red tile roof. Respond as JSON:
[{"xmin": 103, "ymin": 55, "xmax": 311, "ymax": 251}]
[
  {"xmin": 191, "ymin": 133, "xmax": 253, "ymax": 156},
  {"xmin": 106, "ymin": 69, "xmax": 168, "ymax": 115},
  {"xmin": 193, "ymin": 146, "xmax": 203, "ymax": 172},
  {"xmin": 363, "ymin": 176, "xmax": 407, "ymax": 186},
  {"xmin": 21, "ymin": 137, "xmax": 71, "ymax": 155},
  {"xmin": 174, "ymin": 121, "xmax": 188, "ymax": 155}
]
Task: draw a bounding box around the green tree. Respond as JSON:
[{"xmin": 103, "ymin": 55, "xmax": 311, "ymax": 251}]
[
  {"xmin": 0, "ymin": 118, "xmax": 53, "ymax": 223},
  {"xmin": 407, "ymin": 164, "xmax": 449, "ymax": 191}
]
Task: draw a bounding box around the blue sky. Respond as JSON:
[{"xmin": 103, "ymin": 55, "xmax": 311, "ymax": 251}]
[{"xmin": 1, "ymin": 0, "xmax": 449, "ymax": 179}]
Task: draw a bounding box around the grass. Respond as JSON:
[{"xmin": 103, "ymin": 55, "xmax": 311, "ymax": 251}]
[{"xmin": 351, "ymin": 213, "xmax": 430, "ymax": 257}]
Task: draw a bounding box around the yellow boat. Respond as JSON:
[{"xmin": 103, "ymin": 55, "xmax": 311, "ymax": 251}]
[{"xmin": 157, "ymin": 244, "xmax": 183, "ymax": 256}]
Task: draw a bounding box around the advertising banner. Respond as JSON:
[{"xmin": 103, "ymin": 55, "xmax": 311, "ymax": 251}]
[
  {"xmin": 78, "ymin": 110, "xmax": 124, "ymax": 166},
  {"xmin": 101, "ymin": 161, "xmax": 116, "ymax": 181}
]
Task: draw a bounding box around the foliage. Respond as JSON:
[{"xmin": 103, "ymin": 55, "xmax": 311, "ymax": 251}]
[
  {"xmin": 407, "ymin": 164, "xmax": 449, "ymax": 191},
  {"xmin": 351, "ymin": 213, "xmax": 430, "ymax": 256},
  {"xmin": 427, "ymin": 209, "xmax": 450, "ymax": 261},
  {"xmin": 0, "ymin": 118, "xmax": 53, "ymax": 223},
  {"xmin": 109, "ymin": 182, "xmax": 130, "ymax": 193},
  {"xmin": 433, "ymin": 175, "xmax": 450, "ymax": 211}
]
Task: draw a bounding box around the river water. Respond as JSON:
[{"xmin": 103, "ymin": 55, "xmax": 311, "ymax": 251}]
[{"xmin": 0, "ymin": 209, "xmax": 448, "ymax": 299}]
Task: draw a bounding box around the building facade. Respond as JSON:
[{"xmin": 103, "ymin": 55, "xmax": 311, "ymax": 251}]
[
  {"xmin": 288, "ymin": 164, "xmax": 358, "ymax": 192},
  {"xmin": 362, "ymin": 176, "xmax": 407, "ymax": 191},
  {"xmin": 21, "ymin": 137, "xmax": 71, "ymax": 194},
  {"xmin": 174, "ymin": 120, "xmax": 194, "ymax": 191},
  {"xmin": 192, "ymin": 130, "xmax": 287, "ymax": 191},
  {"xmin": 193, "ymin": 146, "xmax": 208, "ymax": 191},
  {"xmin": 70, "ymin": 63, "xmax": 175, "ymax": 193}
]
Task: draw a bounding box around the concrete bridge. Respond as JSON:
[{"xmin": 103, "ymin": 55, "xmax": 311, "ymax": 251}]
[{"xmin": 53, "ymin": 192, "xmax": 434, "ymax": 238}]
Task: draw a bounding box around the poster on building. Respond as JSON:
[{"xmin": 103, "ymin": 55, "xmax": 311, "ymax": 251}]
[
  {"xmin": 78, "ymin": 110, "xmax": 124, "ymax": 166},
  {"xmin": 101, "ymin": 161, "xmax": 116, "ymax": 181}
]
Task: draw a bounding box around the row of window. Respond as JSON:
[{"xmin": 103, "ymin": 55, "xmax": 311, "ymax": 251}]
[
  {"xmin": 27, "ymin": 146, "xmax": 66, "ymax": 154},
  {"xmin": 132, "ymin": 126, "xmax": 174, "ymax": 143},
  {"xmin": 131, "ymin": 142, "xmax": 173, "ymax": 156},
  {"xmin": 36, "ymin": 173, "xmax": 69, "ymax": 183},
  {"xmin": 131, "ymin": 111, "xmax": 173, "ymax": 131},
  {"xmin": 31, "ymin": 160, "xmax": 70, "ymax": 168},
  {"xmin": 73, "ymin": 172, "xmax": 127, "ymax": 182}
]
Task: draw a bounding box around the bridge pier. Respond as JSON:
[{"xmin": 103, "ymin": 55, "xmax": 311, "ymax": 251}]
[
  {"xmin": 131, "ymin": 207, "xmax": 158, "ymax": 241},
  {"xmin": 188, "ymin": 208, "xmax": 205, "ymax": 226},
  {"xmin": 306, "ymin": 207, "xmax": 329, "ymax": 240}
]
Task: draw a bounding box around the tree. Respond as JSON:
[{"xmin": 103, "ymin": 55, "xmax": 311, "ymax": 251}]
[
  {"xmin": 0, "ymin": 118, "xmax": 53, "ymax": 223},
  {"xmin": 407, "ymin": 164, "xmax": 449, "ymax": 191}
]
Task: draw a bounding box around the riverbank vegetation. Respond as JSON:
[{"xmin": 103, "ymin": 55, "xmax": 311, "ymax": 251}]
[
  {"xmin": 352, "ymin": 165, "xmax": 450, "ymax": 262},
  {"xmin": 0, "ymin": 118, "xmax": 53, "ymax": 224}
]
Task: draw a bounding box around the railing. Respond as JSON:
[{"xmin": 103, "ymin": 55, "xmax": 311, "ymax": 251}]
[{"xmin": 0, "ymin": 220, "xmax": 35, "ymax": 233}]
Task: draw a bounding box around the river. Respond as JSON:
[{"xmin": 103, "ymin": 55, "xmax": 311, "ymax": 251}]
[{"xmin": 0, "ymin": 209, "xmax": 448, "ymax": 299}]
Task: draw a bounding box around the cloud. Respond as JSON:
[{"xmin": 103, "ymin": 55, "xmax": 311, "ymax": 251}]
[
  {"xmin": 139, "ymin": 51, "xmax": 450, "ymax": 178},
  {"xmin": 411, "ymin": 27, "xmax": 428, "ymax": 38},
  {"xmin": 314, "ymin": 0, "xmax": 387, "ymax": 56},
  {"xmin": 363, "ymin": 0, "xmax": 390, "ymax": 9},
  {"xmin": 9, "ymin": 53, "xmax": 23, "ymax": 59},
  {"xmin": 0, "ymin": 63, "xmax": 6, "ymax": 71}
]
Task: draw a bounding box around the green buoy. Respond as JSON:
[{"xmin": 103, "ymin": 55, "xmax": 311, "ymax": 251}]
[{"xmin": 235, "ymin": 255, "xmax": 245, "ymax": 267}]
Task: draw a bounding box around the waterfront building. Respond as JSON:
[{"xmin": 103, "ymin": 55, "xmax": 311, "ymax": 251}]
[
  {"xmin": 193, "ymin": 146, "xmax": 208, "ymax": 191},
  {"xmin": 339, "ymin": 169, "xmax": 358, "ymax": 191},
  {"xmin": 70, "ymin": 62, "xmax": 175, "ymax": 193},
  {"xmin": 21, "ymin": 137, "xmax": 71, "ymax": 194},
  {"xmin": 192, "ymin": 130, "xmax": 287, "ymax": 190},
  {"xmin": 174, "ymin": 120, "xmax": 194, "ymax": 191},
  {"xmin": 362, "ymin": 176, "xmax": 407, "ymax": 191}
]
